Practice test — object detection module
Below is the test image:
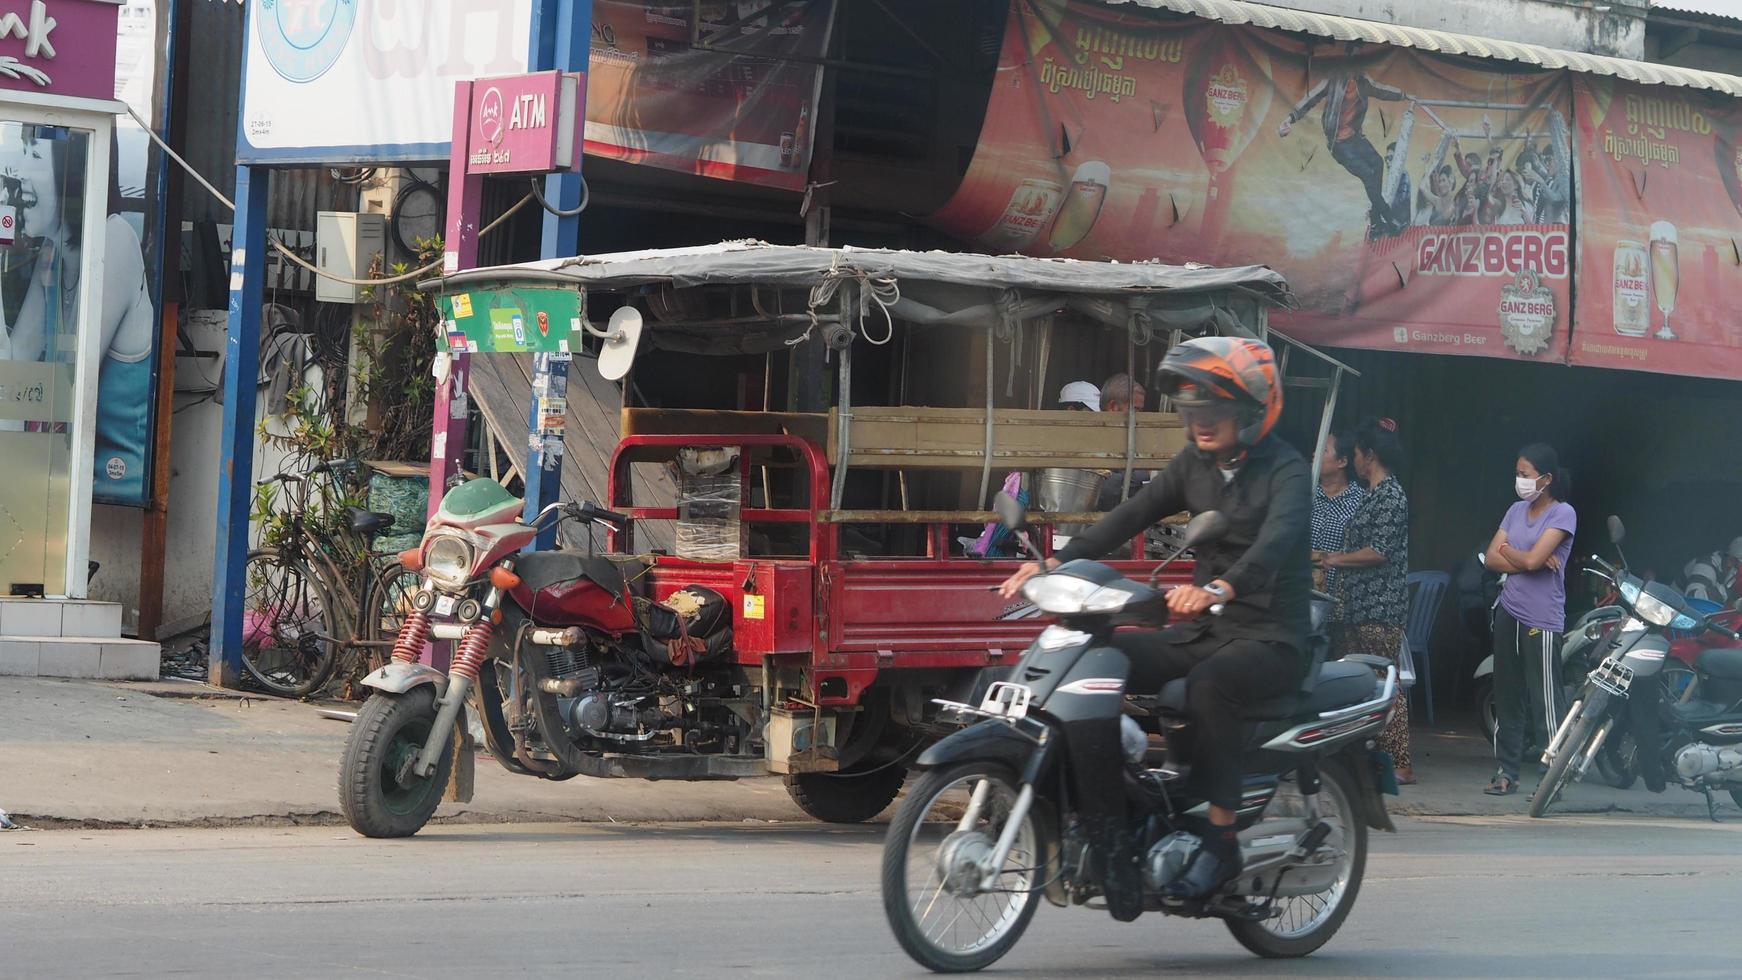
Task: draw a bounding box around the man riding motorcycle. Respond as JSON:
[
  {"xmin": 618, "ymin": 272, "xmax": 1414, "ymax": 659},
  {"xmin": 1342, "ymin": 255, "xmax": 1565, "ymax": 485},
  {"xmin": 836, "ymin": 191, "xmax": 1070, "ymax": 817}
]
[{"xmin": 1000, "ymin": 336, "xmax": 1313, "ymax": 899}]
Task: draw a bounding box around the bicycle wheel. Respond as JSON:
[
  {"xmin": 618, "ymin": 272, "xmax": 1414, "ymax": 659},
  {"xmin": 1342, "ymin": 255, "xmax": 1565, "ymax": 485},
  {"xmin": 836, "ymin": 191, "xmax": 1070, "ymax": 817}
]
[
  {"xmin": 363, "ymin": 560, "xmax": 421, "ymax": 654},
  {"xmin": 241, "ymin": 548, "xmax": 339, "ymax": 698}
]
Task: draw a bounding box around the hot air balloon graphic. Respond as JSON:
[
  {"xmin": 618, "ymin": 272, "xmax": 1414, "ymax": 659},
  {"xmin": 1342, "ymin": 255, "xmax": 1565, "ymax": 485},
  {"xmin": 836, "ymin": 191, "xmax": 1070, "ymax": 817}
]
[{"xmin": 1184, "ymin": 31, "xmax": 1274, "ymax": 247}]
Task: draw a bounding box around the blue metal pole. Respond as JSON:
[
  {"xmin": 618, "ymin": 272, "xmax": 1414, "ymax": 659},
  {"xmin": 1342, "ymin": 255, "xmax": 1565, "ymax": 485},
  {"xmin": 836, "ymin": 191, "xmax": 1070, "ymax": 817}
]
[
  {"xmin": 522, "ymin": 0, "xmax": 590, "ymax": 550},
  {"xmin": 208, "ymin": 165, "xmax": 270, "ymax": 687}
]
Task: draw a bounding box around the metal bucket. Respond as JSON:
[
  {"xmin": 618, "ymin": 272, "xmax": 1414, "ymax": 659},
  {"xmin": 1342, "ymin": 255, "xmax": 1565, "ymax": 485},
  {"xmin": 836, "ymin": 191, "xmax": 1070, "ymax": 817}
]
[{"xmin": 1035, "ymin": 468, "xmax": 1106, "ymax": 536}]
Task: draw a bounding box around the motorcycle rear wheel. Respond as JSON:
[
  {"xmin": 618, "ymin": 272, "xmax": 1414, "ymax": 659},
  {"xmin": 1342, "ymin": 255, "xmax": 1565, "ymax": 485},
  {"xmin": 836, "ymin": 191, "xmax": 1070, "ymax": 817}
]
[
  {"xmin": 1528, "ymin": 691, "xmax": 1609, "ymax": 818},
  {"xmin": 339, "ymin": 688, "xmax": 454, "ymax": 838},
  {"xmin": 882, "ymin": 762, "xmax": 1042, "ymax": 973},
  {"xmin": 1226, "ymin": 761, "xmax": 1367, "ymax": 959},
  {"xmin": 785, "ymin": 763, "xmax": 908, "ymax": 824}
]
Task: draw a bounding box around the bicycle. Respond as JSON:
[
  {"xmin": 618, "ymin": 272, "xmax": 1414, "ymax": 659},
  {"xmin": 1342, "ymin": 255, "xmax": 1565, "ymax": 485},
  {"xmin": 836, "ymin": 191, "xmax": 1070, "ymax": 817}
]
[{"xmin": 243, "ymin": 460, "xmax": 422, "ymax": 698}]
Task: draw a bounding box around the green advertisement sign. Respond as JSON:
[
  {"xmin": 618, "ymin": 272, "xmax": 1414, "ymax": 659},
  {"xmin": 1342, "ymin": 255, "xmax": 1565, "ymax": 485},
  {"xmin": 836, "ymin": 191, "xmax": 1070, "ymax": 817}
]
[{"xmin": 438, "ymin": 285, "xmax": 586, "ymax": 354}]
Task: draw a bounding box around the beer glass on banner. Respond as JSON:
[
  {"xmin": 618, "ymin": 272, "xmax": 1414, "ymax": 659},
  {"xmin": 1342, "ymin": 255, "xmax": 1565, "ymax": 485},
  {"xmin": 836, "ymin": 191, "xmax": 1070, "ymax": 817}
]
[
  {"xmin": 1046, "ymin": 160, "xmax": 1111, "ymax": 252},
  {"xmin": 1649, "ymin": 221, "xmax": 1679, "ymax": 340}
]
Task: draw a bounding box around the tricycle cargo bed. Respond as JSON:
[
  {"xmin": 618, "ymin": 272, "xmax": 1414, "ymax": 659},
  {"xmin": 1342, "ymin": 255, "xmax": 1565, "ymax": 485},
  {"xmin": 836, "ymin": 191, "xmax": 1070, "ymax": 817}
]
[{"xmin": 646, "ymin": 557, "xmax": 1193, "ymax": 670}]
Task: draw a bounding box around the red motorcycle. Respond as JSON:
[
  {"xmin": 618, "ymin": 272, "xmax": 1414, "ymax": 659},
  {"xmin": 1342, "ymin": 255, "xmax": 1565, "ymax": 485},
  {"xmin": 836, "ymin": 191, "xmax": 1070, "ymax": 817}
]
[{"xmin": 339, "ymin": 478, "xmax": 738, "ymax": 838}]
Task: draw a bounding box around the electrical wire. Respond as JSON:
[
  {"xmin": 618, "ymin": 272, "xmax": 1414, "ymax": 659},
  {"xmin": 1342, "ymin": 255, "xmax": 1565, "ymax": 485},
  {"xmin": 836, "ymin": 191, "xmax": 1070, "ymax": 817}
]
[
  {"xmin": 529, "ymin": 174, "xmax": 590, "ymax": 217},
  {"xmin": 126, "ymin": 104, "xmax": 532, "ymax": 288}
]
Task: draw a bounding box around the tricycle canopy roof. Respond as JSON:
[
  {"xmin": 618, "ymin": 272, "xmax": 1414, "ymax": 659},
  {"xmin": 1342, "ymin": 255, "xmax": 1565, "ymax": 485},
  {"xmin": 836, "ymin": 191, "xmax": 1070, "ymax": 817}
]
[
  {"xmin": 428, "ymin": 240, "xmax": 1293, "ymax": 303},
  {"xmin": 426, "ymin": 241, "xmax": 1295, "ymax": 357}
]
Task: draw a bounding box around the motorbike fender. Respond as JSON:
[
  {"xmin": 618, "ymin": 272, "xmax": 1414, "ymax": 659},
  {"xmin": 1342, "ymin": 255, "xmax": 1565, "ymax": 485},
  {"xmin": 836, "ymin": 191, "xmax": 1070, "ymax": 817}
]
[
  {"xmin": 915, "ymin": 718, "xmax": 1038, "ymax": 773},
  {"xmin": 361, "ymin": 661, "xmax": 450, "ymax": 696},
  {"xmin": 1334, "ymin": 749, "xmax": 1397, "ymax": 833},
  {"xmin": 443, "ymin": 704, "xmax": 475, "ymax": 804}
]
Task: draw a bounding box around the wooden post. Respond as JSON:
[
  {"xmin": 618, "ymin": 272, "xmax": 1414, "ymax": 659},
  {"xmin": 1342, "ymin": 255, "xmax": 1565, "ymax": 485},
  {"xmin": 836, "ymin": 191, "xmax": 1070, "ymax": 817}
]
[{"xmin": 137, "ymin": 0, "xmax": 195, "ymax": 641}]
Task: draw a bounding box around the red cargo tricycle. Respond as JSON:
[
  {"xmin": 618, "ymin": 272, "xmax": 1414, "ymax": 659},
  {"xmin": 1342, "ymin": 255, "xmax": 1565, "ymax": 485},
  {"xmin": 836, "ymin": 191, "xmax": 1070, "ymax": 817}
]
[{"xmin": 338, "ymin": 244, "xmax": 1336, "ymax": 837}]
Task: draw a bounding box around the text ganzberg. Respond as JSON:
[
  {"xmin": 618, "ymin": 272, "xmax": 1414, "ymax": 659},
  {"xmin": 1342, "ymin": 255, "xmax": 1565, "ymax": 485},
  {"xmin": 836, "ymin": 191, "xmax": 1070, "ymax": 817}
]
[{"xmin": 1416, "ymin": 231, "xmax": 1569, "ymax": 279}]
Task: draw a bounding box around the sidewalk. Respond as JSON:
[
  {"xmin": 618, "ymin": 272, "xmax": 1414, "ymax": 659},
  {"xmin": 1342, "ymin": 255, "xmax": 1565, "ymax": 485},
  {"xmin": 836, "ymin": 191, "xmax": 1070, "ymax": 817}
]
[{"xmin": 0, "ymin": 676, "xmax": 1725, "ymax": 828}]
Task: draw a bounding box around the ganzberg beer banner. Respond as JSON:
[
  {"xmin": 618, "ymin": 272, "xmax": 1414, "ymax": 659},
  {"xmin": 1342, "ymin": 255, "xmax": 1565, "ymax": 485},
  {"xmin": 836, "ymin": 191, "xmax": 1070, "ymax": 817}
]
[
  {"xmin": 1572, "ymin": 77, "xmax": 1742, "ymax": 379},
  {"xmin": 928, "ymin": 0, "xmax": 1575, "ymax": 362},
  {"xmin": 585, "ymin": 1, "xmax": 836, "ymax": 193}
]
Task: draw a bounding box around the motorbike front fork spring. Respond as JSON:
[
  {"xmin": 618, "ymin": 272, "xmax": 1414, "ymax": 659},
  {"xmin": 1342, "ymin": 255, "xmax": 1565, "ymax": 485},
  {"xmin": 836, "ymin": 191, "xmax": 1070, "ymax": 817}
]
[
  {"xmin": 390, "ymin": 609, "xmax": 433, "ymax": 664},
  {"xmin": 450, "ymin": 619, "xmax": 496, "ymax": 682}
]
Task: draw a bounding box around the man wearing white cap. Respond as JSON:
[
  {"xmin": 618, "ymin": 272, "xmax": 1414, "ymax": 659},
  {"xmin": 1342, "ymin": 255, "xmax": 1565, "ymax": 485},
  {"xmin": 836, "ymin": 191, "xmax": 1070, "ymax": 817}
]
[{"xmin": 1059, "ymin": 380, "xmax": 1101, "ymax": 412}]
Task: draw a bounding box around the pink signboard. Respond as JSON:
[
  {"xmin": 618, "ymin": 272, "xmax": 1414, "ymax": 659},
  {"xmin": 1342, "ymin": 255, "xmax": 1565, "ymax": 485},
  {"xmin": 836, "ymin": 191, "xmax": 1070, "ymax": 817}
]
[
  {"xmin": 0, "ymin": 0, "xmax": 120, "ymax": 104},
  {"xmin": 465, "ymin": 69, "xmax": 584, "ymax": 176}
]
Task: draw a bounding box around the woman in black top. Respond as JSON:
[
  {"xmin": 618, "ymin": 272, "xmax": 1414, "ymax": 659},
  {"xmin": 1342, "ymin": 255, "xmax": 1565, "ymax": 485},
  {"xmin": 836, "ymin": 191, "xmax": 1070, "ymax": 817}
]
[{"xmin": 1321, "ymin": 418, "xmax": 1413, "ymax": 783}]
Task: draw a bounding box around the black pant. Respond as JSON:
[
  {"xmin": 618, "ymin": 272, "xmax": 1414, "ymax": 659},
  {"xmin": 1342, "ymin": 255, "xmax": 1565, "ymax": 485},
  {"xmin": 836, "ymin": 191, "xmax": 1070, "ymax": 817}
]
[
  {"xmin": 1113, "ymin": 629, "xmax": 1304, "ymax": 810},
  {"xmin": 1330, "ymin": 135, "xmax": 1390, "ymax": 219},
  {"xmin": 1492, "ymin": 605, "xmax": 1565, "ymax": 780}
]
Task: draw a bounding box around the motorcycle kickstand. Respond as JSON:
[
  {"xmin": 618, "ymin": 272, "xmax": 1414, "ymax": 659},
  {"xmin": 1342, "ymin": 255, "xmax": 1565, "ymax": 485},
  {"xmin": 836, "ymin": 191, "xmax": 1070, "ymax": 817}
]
[{"xmin": 1702, "ymin": 786, "xmax": 1723, "ymax": 823}]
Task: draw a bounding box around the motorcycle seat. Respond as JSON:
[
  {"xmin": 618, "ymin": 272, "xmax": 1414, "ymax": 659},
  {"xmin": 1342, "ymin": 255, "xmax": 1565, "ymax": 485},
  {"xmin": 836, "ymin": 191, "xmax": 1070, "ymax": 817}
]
[
  {"xmin": 1696, "ymin": 647, "xmax": 1742, "ymax": 681},
  {"xmin": 1157, "ymin": 659, "xmax": 1378, "ymax": 721},
  {"xmin": 347, "ymin": 507, "xmax": 397, "ymax": 536},
  {"xmin": 515, "ymin": 550, "xmax": 647, "ymax": 601}
]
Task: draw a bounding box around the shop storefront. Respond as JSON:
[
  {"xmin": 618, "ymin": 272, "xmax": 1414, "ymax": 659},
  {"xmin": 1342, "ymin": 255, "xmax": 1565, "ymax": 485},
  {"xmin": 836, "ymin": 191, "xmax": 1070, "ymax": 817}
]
[{"xmin": 0, "ymin": 0, "xmax": 124, "ymax": 598}]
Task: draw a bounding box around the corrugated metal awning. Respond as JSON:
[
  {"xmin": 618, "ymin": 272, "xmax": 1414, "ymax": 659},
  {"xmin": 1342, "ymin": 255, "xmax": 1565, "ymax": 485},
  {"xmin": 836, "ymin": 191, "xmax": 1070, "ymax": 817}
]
[
  {"xmin": 1651, "ymin": 0, "xmax": 1742, "ymax": 23},
  {"xmin": 1104, "ymin": 0, "xmax": 1742, "ymax": 96}
]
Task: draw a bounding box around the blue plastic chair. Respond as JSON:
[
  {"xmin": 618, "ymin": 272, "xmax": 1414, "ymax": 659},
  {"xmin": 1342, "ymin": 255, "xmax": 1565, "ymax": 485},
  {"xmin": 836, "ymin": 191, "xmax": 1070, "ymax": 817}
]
[{"xmin": 1404, "ymin": 571, "xmax": 1451, "ymax": 726}]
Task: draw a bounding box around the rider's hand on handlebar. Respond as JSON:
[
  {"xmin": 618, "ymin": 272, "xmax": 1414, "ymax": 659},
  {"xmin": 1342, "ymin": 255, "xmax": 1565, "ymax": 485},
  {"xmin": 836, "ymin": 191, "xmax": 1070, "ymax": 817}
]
[
  {"xmin": 1168, "ymin": 581, "xmax": 1234, "ymax": 619},
  {"xmin": 998, "ymin": 559, "xmax": 1059, "ymax": 599}
]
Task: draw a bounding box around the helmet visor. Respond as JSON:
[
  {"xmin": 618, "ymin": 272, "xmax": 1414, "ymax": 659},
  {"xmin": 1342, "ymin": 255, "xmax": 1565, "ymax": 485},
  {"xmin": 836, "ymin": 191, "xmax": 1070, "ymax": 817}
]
[{"xmin": 1179, "ymin": 400, "xmax": 1240, "ymax": 429}]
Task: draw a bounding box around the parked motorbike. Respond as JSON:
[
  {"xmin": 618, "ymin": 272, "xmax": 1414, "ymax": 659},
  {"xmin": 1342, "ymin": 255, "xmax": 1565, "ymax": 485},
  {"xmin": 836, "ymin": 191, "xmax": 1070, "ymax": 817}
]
[
  {"xmin": 1529, "ymin": 553, "xmax": 1742, "ymax": 819},
  {"xmin": 880, "ymin": 499, "xmax": 1396, "ymax": 972},
  {"xmin": 339, "ymin": 478, "xmax": 749, "ymax": 838}
]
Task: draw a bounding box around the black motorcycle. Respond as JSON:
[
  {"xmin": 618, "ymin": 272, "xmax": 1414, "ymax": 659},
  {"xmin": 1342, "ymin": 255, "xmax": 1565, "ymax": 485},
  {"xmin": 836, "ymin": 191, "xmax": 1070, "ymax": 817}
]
[
  {"xmin": 1530, "ymin": 553, "xmax": 1742, "ymax": 819},
  {"xmin": 880, "ymin": 501, "xmax": 1398, "ymax": 972}
]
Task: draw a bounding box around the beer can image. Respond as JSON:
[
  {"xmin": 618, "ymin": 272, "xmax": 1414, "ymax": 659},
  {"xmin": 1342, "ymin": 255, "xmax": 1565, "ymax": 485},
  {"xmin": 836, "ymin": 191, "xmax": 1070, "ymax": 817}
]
[
  {"xmin": 1047, "ymin": 160, "xmax": 1112, "ymax": 253},
  {"xmin": 1611, "ymin": 240, "xmax": 1649, "ymax": 338},
  {"xmin": 978, "ymin": 177, "xmax": 1064, "ymax": 252},
  {"xmin": 779, "ymin": 132, "xmax": 797, "ymax": 169}
]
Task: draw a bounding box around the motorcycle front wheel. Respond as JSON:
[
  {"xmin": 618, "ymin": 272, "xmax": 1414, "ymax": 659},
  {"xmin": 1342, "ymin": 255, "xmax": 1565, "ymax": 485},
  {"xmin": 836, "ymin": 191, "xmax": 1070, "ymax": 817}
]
[
  {"xmin": 1529, "ymin": 690, "xmax": 1610, "ymax": 818},
  {"xmin": 881, "ymin": 762, "xmax": 1043, "ymax": 973},
  {"xmin": 339, "ymin": 687, "xmax": 454, "ymax": 838}
]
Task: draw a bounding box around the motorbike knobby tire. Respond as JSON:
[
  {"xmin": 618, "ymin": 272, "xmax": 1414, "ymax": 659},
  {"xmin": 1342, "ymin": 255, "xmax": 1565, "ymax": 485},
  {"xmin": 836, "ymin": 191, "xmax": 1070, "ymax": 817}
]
[{"xmin": 339, "ymin": 687, "xmax": 454, "ymax": 838}]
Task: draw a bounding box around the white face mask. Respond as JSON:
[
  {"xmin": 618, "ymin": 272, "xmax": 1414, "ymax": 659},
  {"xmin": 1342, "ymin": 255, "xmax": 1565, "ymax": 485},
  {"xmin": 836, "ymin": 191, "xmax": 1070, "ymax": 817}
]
[{"xmin": 1516, "ymin": 475, "xmax": 1544, "ymax": 501}]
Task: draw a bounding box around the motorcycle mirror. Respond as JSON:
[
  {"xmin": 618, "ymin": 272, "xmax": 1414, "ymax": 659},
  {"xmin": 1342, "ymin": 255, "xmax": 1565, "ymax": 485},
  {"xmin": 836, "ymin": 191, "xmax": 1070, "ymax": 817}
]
[
  {"xmin": 993, "ymin": 491, "xmax": 1027, "ymax": 530},
  {"xmin": 1607, "ymin": 515, "xmax": 1626, "ymax": 545},
  {"xmin": 1181, "ymin": 510, "xmax": 1229, "ymax": 549}
]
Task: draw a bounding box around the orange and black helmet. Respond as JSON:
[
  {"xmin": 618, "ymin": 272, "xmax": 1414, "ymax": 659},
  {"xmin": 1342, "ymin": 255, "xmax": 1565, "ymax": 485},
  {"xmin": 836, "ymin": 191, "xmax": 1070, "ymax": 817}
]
[{"xmin": 1157, "ymin": 336, "xmax": 1283, "ymax": 448}]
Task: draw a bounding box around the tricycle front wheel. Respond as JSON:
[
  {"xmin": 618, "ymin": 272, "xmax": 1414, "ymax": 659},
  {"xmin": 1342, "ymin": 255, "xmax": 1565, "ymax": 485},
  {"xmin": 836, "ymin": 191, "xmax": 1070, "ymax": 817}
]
[{"xmin": 339, "ymin": 687, "xmax": 453, "ymax": 838}]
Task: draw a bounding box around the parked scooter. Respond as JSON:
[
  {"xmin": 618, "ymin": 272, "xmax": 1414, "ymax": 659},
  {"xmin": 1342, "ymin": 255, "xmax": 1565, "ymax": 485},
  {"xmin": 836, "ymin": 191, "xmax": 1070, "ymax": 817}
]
[
  {"xmin": 1529, "ymin": 550, "xmax": 1742, "ymax": 819},
  {"xmin": 880, "ymin": 497, "xmax": 1396, "ymax": 971}
]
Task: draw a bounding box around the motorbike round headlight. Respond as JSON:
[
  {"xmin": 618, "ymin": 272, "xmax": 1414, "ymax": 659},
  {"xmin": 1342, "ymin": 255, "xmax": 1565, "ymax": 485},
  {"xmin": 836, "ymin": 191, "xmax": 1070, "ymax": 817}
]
[{"xmin": 423, "ymin": 534, "xmax": 475, "ymax": 588}]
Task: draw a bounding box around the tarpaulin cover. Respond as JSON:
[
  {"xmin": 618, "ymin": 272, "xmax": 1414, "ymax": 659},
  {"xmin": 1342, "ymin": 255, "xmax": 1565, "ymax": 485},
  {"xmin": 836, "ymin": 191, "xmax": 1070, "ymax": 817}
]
[{"xmin": 432, "ymin": 240, "xmax": 1294, "ymax": 303}]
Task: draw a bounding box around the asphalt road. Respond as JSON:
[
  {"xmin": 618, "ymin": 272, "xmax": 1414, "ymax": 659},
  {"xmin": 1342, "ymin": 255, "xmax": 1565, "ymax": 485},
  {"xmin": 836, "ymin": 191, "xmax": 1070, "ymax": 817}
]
[{"xmin": 4, "ymin": 814, "xmax": 1740, "ymax": 978}]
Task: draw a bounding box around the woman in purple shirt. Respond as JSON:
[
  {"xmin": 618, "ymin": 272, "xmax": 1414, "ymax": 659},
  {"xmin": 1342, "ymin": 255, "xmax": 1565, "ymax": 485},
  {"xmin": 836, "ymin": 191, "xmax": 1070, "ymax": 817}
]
[{"xmin": 1482, "ymin": 443, "xmax": 1577, "ymax": 796}]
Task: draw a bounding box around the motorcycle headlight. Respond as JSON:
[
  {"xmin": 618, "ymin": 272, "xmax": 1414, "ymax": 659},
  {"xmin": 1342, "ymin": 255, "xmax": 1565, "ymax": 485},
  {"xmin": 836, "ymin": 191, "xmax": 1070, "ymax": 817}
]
[
  {"xmin": 1034, "ymin": 625, "xmax": 1092, "ymax": 651},
  {"xmin": 1022, "ymin": 574, "xmax": 1132, "ymax": 615},
  {"xmin": 1619, "ymin": 581, "xmax": 1676, "ymax": 628},
  {"xmin": 423, "ymin": 533, "xmax": 476, "ymax": 589}
]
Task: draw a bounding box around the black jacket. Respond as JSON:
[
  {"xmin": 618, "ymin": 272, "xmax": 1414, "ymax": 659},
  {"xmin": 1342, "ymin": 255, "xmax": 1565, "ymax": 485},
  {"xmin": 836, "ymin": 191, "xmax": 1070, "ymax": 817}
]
[{"xmin": 1056, "ymin": 435, "xmax": 1313, "ymax": 653}]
